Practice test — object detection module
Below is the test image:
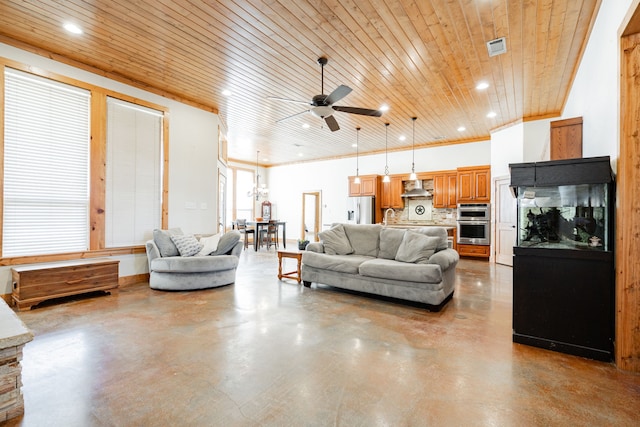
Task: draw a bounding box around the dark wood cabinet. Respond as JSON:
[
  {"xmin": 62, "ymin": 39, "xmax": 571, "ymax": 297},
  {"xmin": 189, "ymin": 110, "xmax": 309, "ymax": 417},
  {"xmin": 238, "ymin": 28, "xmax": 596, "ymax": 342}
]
[
  {"xmin": 380, "ymin": 175, "xmax": 404, "ymax": 209},
  {"xmin": 457, "ymin": 166, "xmax": 490, "ymax": 202},
  {"xmin": 433, "ymin": 170, "xmax": 457, "ymax": 208},
  {"xmin": 457, "ymin": 243, "xmax": 489, "ymax": 258},
  {"xmin": 550, "ymin": 116, "xmax": 582, "ymax": 160}
]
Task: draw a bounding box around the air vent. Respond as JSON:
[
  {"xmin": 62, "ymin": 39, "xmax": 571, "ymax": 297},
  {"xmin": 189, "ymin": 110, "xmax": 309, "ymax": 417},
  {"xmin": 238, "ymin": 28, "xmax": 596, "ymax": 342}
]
[{"xmin": 487, "ymin": 37, "xmax": 507, "ymax": 57}]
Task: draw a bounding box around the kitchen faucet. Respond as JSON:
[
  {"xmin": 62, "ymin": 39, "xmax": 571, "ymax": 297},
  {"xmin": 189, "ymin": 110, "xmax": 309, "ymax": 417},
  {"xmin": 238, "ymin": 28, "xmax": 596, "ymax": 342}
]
[{"xmin": 383, "ymin": 208, "xmax": 395, "ymax": 226}]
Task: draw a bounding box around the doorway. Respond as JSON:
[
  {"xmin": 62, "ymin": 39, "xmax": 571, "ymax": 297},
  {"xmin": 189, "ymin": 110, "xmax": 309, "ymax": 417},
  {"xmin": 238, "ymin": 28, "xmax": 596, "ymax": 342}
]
[
  {"xmin": 494, "ymin": 176, "xmax": 517, "ymax": 266},
  {"xmin": 302, "ymin": 192, "xmax": 321, "ymax": 242}
]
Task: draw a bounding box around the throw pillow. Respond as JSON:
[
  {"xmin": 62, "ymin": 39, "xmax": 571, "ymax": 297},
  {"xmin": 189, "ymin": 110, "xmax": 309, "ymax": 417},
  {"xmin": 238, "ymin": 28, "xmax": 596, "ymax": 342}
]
[
  {"xmin": 153, "ymin": 228, "xmax": 184, "ymax": 257},
  {"xmin": 211, "ymin": 230, "xmax": 241, "ymax": 255},
  {"xmin": 197, "ymin": 233, "xmax": 221, "ymax": 256},
  {"xmin": 170, "ymin": 234, "xmax": 203, "ymax": 257},
  {"xmin": 318, "ymin": 224, "xmax": 353, "ymax": 255},
  {"xmin": 395, "ymin": 231, "xmax": 440, "ymax": 264}
]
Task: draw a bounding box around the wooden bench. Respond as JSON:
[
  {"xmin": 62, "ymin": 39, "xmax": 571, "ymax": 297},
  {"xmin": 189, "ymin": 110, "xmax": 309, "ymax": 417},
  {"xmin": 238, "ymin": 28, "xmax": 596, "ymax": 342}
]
[{"xmin": 11, "ymin": 259, "xmax": 119, "ymax": 311}]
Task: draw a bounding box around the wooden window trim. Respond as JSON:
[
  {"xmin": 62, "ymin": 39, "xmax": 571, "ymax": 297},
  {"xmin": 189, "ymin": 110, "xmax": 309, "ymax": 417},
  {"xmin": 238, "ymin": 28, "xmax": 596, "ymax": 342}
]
[{"xmin": 0, "ymin": 57, "xmax": 169, "ymax": 258}]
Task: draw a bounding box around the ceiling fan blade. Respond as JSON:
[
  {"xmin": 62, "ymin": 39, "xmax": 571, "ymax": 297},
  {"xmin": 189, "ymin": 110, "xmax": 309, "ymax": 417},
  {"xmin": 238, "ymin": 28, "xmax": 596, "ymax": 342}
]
[
  {"xmin": 324, "ymin": 85, "xmax": 352, "ymax": 105},
  {"xmin": 268, "ymin": 96, "xmax": 312, "ymax": 106},
  {"xmin": 324, "ymin": 115, "xmax": 340, "ymax": 131},
  {"xmin": 332, "ymin": 105, "xmax": 383, "ymax": 117},
  {"xmin": 276, "ymin": 110, "xmax": 310, "ymax": 123}
]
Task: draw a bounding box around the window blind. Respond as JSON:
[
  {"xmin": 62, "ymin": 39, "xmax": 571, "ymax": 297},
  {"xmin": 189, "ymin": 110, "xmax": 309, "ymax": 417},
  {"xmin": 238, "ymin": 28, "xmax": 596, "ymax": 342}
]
[
  {"xmin": 105, "ymin": 97, "xmax": 162, "ymax": 247},
  {"xmin": 3, "ymin": 69, "xmax": 90, "ymax": 257}
]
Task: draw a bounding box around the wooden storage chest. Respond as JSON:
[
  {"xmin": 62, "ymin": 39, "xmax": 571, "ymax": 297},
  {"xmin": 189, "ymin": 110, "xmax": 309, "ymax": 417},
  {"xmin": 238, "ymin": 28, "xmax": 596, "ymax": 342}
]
[{"xmin": 11, "ymin": 259, "xmax": 119, "ymax": 311}]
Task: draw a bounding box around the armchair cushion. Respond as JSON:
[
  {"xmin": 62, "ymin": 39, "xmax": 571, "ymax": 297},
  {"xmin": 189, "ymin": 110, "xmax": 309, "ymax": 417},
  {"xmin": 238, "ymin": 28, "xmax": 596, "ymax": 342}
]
[
  {"xmin": 153, "ymin": 228, "xmax": 184, "ymax": 257},
  {"xmin": 211, "ymin": 230, "xmax": 241, "ymax": 255}
]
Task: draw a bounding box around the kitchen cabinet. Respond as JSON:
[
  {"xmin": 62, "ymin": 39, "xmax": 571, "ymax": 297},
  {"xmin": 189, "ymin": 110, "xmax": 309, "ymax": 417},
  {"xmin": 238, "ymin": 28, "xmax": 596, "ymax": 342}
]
[
  {"xmin": 433, "ymin": 170, "xmax": 457, "ymax": 208},
  {"xmin": 456, "ymin": 166, "xmax": 490, "ymax": 202},
  {"xmin": 457, "ymin": 243, "xmax": 490, "ymax": 258},
  {"xmin": 380, "ymin": 175, "xmax": 404, "ymax": 209},
  {"xmin": 348, "ymin": 175, "xmax": 379, "ymax": 197}
]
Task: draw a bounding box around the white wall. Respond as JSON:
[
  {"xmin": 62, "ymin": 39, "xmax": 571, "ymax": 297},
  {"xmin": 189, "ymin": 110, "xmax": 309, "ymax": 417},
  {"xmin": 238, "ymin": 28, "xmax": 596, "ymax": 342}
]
[
  {"xmin": 0, "ymin": 43, "xmax": 220, "ymax": 292},
  {"xmin": 267, "ymin": 140, "xmax": 491, "ymax": 241},
  {"xmin": 562, "ymin": 0, "xmax": 636, "ymax": 166}
]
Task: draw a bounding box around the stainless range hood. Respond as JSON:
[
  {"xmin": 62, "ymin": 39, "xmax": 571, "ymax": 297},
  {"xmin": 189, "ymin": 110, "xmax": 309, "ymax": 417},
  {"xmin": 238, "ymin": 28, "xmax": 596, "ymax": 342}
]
[{"xmin": 401, "ymin": 179, "xmax": 432, "ymax": 198}]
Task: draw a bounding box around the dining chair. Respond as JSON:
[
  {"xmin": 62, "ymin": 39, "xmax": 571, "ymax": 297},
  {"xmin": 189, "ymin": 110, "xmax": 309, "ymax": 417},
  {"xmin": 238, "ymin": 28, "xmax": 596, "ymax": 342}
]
[
  {"xmin": 235, "ymin": 219, "xmax": 255, "ymax": 249},
  {"xmin": 259, "ymin": 220, "xmax": 279, "ymax": 250}
]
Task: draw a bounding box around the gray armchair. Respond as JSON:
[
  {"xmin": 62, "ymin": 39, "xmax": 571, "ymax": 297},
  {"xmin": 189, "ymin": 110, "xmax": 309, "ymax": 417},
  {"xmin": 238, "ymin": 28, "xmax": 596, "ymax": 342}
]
[{"xmin": 145, "ymin": 229, "xmax": 243, "ymax": 291}]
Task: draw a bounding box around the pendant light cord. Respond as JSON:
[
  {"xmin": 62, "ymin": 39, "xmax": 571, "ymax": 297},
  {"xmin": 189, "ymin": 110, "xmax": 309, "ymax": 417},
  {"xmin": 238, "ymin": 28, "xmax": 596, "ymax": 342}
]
[
  {"xmin": 411, "ymin": 117, "xmax": 416, "ymax": 174},
  {"xmin": 384, "ymin": 123, "xmax": 390, "ymax": 176}
]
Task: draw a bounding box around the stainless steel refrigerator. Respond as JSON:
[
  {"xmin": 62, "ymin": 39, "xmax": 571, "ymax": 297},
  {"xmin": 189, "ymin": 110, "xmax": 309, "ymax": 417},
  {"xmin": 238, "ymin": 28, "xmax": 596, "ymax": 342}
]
[{"xmin": 347, "ymin": 196, "xmax": 376, "ymax": 224}]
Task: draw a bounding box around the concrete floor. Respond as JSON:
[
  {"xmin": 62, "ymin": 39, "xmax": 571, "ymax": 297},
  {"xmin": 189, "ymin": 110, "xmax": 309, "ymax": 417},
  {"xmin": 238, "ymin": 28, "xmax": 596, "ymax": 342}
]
[{"xmin": 7, "ymin": 247, "xmax": 640, "ymax": 426}]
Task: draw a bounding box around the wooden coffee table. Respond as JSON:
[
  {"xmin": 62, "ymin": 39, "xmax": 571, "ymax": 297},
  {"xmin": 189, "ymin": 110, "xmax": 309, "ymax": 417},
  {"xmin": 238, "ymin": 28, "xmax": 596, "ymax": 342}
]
[{"xmin": 277, "ymin": 249, "xmax": 303, "ymax": 283}]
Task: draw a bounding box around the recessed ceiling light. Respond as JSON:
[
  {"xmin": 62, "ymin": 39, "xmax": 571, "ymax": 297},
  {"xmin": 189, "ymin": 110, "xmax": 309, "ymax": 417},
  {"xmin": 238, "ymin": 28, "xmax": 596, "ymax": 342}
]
[
  {"xmin": 476, "ymin": 82, "xmax": 489, "ymax": 90},
  {"xmin": 399, "ymin": 135, "xmax": 406, "ymax": 141},
  {"xmin": 298, "ymin": 153, "xmax": 303, "ymax": 157},
  {"xmin": 222, "ymin": 89, "xmax": 232, "ymax": 96},
  {"xmin": 351, "ymin": 143, "xmax": 357, "ymax": 148},
  {"xmin": 457, "ymin": 126, "xmax": 466, "ymax": 132},
  {"xmin": 302, "ymin": 123, "xmax": 310, "ymax": 129},
  {"xmin": 487, "ymin": 111, "xmax": 497, "ymax": 118},
  {"xmin": 379, "ymin": 104, "xmax": 389, "ymax": 112},
  {"xmin": 63, "ymin": 23, "xmax": 83, "ymax": 34}
]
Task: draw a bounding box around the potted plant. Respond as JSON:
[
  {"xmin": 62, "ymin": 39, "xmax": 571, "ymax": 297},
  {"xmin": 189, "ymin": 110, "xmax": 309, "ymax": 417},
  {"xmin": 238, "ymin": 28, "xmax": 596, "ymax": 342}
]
[{"xmin": 298, "ymin": 239, "xmax": 310, "ymax": 250}]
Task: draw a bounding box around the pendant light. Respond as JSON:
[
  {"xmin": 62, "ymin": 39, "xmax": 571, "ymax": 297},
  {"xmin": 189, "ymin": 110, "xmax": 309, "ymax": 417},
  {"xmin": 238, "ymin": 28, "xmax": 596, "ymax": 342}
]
[
  {"xmin": 248, "ymin": 150, "xmax": 269, "ymax": 200},
  {"xmin": 408, "ymin": 117, "xmax": 417, "ymax": 181},
  {"xmin": 354, "ymin": 126, "xmax": 361, "ymax": 184},
  {"xmin": 382, "ymin": 122, "xmax": 391, "ymax": 183}
]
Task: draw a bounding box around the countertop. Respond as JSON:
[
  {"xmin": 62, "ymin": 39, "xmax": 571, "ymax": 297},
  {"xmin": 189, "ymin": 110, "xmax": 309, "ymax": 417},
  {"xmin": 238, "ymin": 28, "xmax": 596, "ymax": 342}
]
[{"xmin": 381, "ymin": 223, "xmax": 455, "ymax": 230}]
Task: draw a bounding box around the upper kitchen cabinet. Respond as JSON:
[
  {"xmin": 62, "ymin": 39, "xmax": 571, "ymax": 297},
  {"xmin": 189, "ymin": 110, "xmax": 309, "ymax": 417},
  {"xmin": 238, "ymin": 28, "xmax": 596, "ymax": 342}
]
[
  {"xmin": 457, "ymin": 166, "xmax": 490, "ymax": 202},
  {"xmin": 380, "ymin": 175, "xmax": 404, "ymax": 209},
  {"xmin": 349, "ymin": 175, "xmax": 380, "ymax": 197},
  {"xmin": 433, "ymin": 170, "xmax": 457, "ymax": 208}
]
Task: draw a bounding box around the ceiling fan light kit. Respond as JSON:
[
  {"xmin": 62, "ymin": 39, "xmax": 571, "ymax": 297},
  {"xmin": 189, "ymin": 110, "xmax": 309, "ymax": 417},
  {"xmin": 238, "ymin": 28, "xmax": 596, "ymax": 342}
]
[{"xmin": 269, "ymin": 57, "xmax": 382, "ymax": 132}]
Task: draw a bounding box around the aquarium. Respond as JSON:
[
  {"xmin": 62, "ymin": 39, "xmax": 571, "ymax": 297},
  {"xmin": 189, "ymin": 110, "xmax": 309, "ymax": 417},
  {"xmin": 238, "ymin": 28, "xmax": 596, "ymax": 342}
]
[{"xmin": 515, "ymin": 183, "xmax": 609, "ymax": 250}]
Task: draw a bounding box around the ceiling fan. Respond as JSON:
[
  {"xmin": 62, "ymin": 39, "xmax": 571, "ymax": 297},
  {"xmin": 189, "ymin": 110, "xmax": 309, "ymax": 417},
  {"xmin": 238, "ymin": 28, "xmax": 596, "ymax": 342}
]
[{"xmin": 268, "ymin": 57, "xmax": 382, "ymax": 131}]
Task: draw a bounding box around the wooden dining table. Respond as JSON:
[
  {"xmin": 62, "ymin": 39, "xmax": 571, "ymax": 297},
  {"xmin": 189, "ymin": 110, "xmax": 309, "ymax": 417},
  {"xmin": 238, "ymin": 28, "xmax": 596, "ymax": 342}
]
[{"xmin": 246, "ymin": 220, "xmax": 286, "ymax": 251}]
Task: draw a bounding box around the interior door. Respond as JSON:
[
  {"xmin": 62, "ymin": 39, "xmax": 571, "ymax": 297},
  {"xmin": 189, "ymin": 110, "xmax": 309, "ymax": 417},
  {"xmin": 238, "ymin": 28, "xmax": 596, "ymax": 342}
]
[{"xmin": 495, "ymin": 176, "xmax": 517, "ymax": 266}]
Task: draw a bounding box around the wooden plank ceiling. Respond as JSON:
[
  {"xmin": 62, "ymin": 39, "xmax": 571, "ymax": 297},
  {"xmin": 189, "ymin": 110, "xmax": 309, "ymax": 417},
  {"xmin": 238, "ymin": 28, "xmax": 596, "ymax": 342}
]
[{"xmin": 0, "ymin": 0, "xmax": 600, "ymax": 166}]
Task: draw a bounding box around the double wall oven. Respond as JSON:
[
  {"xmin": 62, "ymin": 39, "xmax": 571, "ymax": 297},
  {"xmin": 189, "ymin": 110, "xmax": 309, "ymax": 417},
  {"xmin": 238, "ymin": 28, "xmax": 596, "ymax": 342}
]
[{"xmin": 457, "ymin": 203, "xmax": 491, "ymax": 245}]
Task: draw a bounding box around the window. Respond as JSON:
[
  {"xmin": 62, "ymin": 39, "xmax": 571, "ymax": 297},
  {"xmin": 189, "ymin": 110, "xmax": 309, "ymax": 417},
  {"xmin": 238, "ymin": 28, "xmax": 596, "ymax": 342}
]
[
  {"xmin": 105, "ymin": 97, "xmax": 163, "ymax": 247},
  {"xmin": 3, "ymin": 69, "xmax": 90, "ymax": 257}
]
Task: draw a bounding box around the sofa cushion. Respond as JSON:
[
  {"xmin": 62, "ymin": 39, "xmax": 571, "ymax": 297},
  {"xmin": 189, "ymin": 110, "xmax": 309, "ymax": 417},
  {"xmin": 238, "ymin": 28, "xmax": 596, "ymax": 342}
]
[
  {"xmin": 318, "ymin": 224, "xmax": 354, "ymax": 255},
  {"xmin": 171, "ymin": 234, "xmax": 204, "ymax": 257},
  {"xmin": 378, "ymin": 228, "xmax": 406, "ymax": 259},
  {"xmin": 342, "ymin": 223, "xmax": 382, "ymax": 256},
  {"xmin": 302, "ymin": 252, "xmax": 372, "ymax": 274},
  {"xmin": 197, "ymin": 233, "xmax": 221, "ymax": 256},
  {"xmin": 359, "ymin": 258, "xmax": 443, "ymax": 283},
  {"xmin": 151, "ymin": 255, "xmax": 239, "ymax": 273},
  {"xmin": 153, "ymin": 228, "xmax": 183, "ymax": 257},
  {"xmin": 211, "ymin": 230, "xmax": 241, "ymax": 255},
  {"xmin": 395, "ymin": 231, "xmax": 440, "ymax": 264},
  {"xmin": 410, "ymin": 227, "xmax": 449, "ymax": 251}
]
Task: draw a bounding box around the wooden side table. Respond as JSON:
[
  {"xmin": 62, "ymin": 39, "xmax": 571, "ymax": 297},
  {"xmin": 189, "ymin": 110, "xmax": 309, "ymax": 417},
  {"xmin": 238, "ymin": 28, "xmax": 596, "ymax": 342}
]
[{"xmin": 277, "ymin": 249, "xmax": 303, "ymax": 283}]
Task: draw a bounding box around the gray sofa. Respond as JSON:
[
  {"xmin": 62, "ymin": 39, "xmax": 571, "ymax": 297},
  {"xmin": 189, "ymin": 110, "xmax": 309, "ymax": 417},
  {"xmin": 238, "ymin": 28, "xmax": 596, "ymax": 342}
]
[
  {"xmin": 145, "ymin": 228, "xmax": 243, "ymax": 291},
  {"xmin": 301, "ymin": 224, "xmax": 459, "ymax": 310}
]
